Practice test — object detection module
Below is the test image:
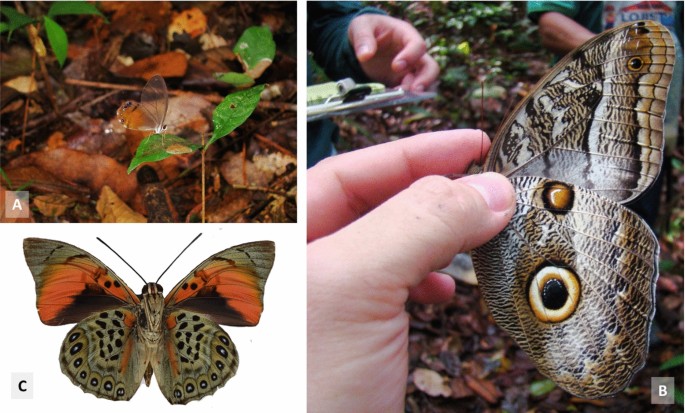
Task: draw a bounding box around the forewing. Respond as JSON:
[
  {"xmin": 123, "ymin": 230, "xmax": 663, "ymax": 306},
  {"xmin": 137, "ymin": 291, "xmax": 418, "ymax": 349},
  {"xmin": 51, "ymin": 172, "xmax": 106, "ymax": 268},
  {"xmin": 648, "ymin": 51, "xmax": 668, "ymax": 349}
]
[
  {"xmin": 164, "ymin": 241, "xmax": 275, "ymax": 326},
  {"xmin": 23, "ymin": 238, "xmax": 140, "ymax": 326}
]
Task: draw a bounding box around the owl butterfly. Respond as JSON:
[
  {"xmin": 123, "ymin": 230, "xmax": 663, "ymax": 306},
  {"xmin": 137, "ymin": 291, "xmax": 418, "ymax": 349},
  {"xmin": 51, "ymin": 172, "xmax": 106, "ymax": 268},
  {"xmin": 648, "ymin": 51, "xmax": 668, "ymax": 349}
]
[
  {"xmin": 471, "ymin": 21, "xmax": 674, "ymax": 398},
  {"xmin": 23, "ymin": 238, "xmax": 275, "ymax": 404}
]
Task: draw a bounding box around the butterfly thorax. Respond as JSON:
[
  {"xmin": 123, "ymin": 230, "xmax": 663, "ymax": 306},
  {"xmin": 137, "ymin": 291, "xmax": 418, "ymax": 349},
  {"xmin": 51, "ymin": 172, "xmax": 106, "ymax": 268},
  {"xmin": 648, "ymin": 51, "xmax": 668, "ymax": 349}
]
[{"xmin": 138, "ymin": 283, "xmax": 165, "ymax": 346}]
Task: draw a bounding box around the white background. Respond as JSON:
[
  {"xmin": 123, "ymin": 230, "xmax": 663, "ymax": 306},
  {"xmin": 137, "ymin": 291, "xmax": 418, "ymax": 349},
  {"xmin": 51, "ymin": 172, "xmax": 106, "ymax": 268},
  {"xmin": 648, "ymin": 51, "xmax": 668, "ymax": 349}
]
[{"xmin": 0, "ymin": 223, "xmax": 306, "ymax": 411}]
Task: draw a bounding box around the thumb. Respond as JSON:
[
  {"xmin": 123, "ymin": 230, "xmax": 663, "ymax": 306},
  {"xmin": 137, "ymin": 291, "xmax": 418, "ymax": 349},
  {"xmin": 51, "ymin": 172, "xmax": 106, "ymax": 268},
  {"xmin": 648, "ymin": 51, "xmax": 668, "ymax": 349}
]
[{"xmin": 309, "ymin": 172, "xmax": 515, "ymax": 305}]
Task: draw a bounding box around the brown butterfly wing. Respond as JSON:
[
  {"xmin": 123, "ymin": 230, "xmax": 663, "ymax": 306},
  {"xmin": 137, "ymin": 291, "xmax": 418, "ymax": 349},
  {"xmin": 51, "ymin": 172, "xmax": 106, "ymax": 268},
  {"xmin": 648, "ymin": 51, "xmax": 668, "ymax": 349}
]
[
  {"xmin": 485, "ymin": 20, "xmax": 674, "ymax": 203},
  {"xmin": 164, "ymin": 241, "xmax": 275, "ymax": 326},
  {"xmin": 23, "ymin": 238, "xmax": 140, "ymax": 326}
]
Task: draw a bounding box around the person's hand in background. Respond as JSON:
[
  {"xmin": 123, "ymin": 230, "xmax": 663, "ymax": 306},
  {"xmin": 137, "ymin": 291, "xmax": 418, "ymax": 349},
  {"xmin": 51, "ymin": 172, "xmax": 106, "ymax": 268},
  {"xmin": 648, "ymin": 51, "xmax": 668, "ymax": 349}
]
[
  {"xmin": 348, "ymin": 14, "xmax": 440, "ymax": 92},
  {"xmin": 308, "ymin": 130, "xmax": 516, "ymax": 412}
]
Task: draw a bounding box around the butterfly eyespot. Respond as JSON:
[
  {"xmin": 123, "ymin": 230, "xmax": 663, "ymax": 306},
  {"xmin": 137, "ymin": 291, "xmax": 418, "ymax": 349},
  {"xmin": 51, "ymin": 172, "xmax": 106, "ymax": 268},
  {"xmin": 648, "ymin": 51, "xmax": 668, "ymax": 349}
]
[
  {"xmin": 113, "ymin": 280, "xmax": 121, "ymax": 288},
  {"xmin": 73, "ymin": 358, "xmax": 82, "ymax": 368},
  {"xmin": 215, "ymin": 360, "xmax": 225, "ymax": 370},
  {"xmin": 70, "ymin": 343, "xmax": 83, "ymax": 355},
  {"xmin": 542, "ymin": 181, "xmax": 574, "ymax": 213},
  {"xmin": 528, "ymin": 266, "xmax": 580, "ymax": 323},
  {"xmin": 116, "ymin": 388, "xmax": 125, "ymax": 397},
  {"xmin": 190, "ymin": 282, "xmax": 198, "ymax": 290},
  {"xmin": 104, "ymin": 381, "xmax": 113, "ymax": 391},
  {"xmin": 216, "ymin": 345, "xmax": 228, "ymax": 358},
  {"xmin": 200, "ymin": 380, "xmax": 208, "ymax": 389},
  {"xmin": 90, "ymin": 377, "xmax": 99, "ymax": 387},
  {"xmin": 185, "ymin": 383, "xmax": 195, "ymax": 393},
  {"xmin": 174, "ymin": 389, "xmax": 182, "ymax": 399},
  {"xmin": 628, "ymin": 57, "xmax": 644, "ymax": 71},
  {"xmin": 104, "ymin": 280, "xmax": 112, "ymax": 288},
  {"xmin": 68, "ymin": 332, "xmax": 80, "ymax": 342},
  {"xmin": 211, "ymin": 373, "xmax": 218, "ymax": 381},
  {"xmin": 219, "ymin": 335, "xmax": 229, "ymax": 345},
  {"xmin": 79, "ymin": 371, "xmax": 87, "ymax": 379}
]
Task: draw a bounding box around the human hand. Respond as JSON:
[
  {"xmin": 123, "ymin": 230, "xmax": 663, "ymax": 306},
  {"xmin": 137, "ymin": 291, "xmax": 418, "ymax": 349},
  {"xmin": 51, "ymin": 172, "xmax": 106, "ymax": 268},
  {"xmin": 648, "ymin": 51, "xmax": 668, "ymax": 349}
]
[
  {"xmin": 348, "ymin": 14, "xmax": 439, "ymax": 92},
  {"xmin": 307, "ymin": 130, "xmax": 515, "ymax": 412}
]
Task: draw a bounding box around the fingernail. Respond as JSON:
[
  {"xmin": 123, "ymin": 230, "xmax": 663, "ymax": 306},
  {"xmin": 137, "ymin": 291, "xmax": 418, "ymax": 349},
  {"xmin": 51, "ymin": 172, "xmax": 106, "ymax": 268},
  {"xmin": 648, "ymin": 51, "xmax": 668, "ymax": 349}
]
[
  {"xmin": 394, "ymin": 59, "xmax": 407, "ymax": 71},
  {"xmin": 357, "ymin": 44, "xmax": 371, "ymax": 57},
  {"xmin": 460, "ymin": 173, "xmax": 514, "ymax": 213}
]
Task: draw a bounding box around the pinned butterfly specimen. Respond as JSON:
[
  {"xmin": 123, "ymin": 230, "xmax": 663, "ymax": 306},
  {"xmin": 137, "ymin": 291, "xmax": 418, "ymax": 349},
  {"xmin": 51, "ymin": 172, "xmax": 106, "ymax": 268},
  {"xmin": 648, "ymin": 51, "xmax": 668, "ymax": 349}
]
[
  {"xmin": 117, "ymin": 74, "xmax": 169, "ymax": 135},
  {"xmin": 23, "ymin": 238, "xmax": 275, "ymax": 404},
  {"xmin": 471, "ymin": 21, "xmax": 674, "ymax": 398}
]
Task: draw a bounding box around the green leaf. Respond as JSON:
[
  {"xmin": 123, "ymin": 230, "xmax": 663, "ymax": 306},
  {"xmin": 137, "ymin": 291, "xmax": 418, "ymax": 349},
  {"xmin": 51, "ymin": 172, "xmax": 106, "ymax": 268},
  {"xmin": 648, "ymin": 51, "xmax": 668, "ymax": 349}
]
[
  {"xmin": 43, "ymin": 16, "xmax": 68, "ymax": 67},
  {"xmin": 529, "ymin": 379, "xmax": 556, "ymax": 397},
  {"xmin": 48, "ymin": 1, "xmax": 108, "ymax": 22},
  {"xmin": 660, "ymin": 353, "xmax": 684, "ymax": 370},
  {"xmin": 0, "ymin": 6, "xmax": 37, "ymax": 38},
  {"xmin": 207, "ymin": 84, "xmax": 264, "ymax": 148},
  {"xmin": 128, "ymin": 134, "xmax": 201, "ymax": 174},
  {"xmin": 233, "ymin": 25, "xmax": 275, "ymax": 78},
  {"xmin": 215, "ymin": 72, "xmax": 255, "ymax": 87}
]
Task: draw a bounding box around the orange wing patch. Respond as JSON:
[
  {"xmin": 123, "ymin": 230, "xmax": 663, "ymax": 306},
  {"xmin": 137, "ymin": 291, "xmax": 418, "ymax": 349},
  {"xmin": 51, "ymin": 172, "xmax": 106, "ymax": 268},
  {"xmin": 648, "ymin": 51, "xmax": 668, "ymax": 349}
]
[{"xmin": 165, "ymin": 259, "xmax": 265, "ymax": 326}]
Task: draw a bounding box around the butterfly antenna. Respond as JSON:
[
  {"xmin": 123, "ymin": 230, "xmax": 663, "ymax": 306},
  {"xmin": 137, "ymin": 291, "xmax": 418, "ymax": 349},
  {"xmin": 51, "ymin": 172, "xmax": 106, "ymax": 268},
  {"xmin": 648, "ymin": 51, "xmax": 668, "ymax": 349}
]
[
  {"xmin": 156, "ymin": 233, "xmax": 203, "ymax": 283},
  {"xmin": 97, "ymin": 237, "xmax": 147, "ymax": 284}
]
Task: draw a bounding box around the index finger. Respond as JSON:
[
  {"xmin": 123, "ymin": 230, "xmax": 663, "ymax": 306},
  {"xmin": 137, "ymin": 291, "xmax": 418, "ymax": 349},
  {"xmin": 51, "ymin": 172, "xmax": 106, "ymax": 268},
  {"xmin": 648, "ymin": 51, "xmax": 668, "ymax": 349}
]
[{"xmin": 307, "ymin": 129, "xmax": 491, "ymax": 241}]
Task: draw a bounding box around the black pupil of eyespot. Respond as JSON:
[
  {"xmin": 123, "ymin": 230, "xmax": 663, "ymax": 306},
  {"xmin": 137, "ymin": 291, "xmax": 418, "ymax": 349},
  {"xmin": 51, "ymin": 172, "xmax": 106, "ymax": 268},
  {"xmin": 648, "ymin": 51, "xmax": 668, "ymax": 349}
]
[
  {"xmin": 630, "ymin": 58, "xmax": 642, "ymax": 69},
  {"xmin": 541, "ymin": 278, "xmax": 567, "ymax": 310}
]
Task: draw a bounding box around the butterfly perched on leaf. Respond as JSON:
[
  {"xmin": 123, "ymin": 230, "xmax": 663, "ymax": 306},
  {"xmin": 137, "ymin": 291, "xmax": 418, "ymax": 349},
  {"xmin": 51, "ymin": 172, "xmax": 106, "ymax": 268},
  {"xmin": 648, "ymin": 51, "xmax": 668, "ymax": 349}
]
[{"xmin": 23, "ymin": 238, "xmax": 275, "ymax": 404}]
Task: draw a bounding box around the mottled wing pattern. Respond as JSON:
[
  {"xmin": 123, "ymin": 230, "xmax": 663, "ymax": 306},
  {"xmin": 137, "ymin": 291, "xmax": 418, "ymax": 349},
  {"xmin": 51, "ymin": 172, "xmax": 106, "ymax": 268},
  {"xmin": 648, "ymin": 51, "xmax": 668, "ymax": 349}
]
[
  {"xmin": 164, "ymin": 241, "xmax": 275, "ymax": 326},
  {"xmin": 472, "ymin": 21, "xmax": 671, "ymax": 399},
  {"xmin": 472, "ymin": 176, "xmax": 658, "ymax": 398},
  {"xmin": 59, "ymin": 307, "xmax": 147, "ymax": 401},
  {"xmin": 485, "ymin": 21, "xmax": 674, "ymax": 203},
  {"xmin": 153, "ymin": 310, "xmax": 239, "ymax": 404},
  {"xmin": 23, "ymin": 238, "xmax": 140, "ymax": 326}
]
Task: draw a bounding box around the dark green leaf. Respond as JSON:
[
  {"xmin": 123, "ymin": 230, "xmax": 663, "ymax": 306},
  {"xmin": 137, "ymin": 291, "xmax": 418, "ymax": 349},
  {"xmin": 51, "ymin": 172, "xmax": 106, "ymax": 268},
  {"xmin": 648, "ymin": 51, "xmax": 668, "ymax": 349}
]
[
  {"xmin": 128, "ymin": 134, "xmax": 201, "ymax": 174},
  {"xmin": 215, "ymin": 72, "xmax": 255, "ymax": 87},
  {"xmin": 48, "ymin": 1, "xmax": 107, "ymax": 22},
  {"xmin": 0, "ymin": 6, "xmax": 37, "ymax": 38},
  {"xmin": 43, "ymin": 16, "xmax": 68, "ymax": 67},
  {"xmin": 207, "ymin": 84, "xmax": 264, "ymax": 148},
  {"xmin": 660, "ymin": 353, "xmax": 684, "ymax": 370}
]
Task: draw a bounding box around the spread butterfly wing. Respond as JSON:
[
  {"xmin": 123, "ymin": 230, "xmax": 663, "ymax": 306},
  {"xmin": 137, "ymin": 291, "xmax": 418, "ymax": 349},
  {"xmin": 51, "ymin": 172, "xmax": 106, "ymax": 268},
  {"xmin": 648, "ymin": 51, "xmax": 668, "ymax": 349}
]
[
  {"xmin": 59, "ymin": 307, "xmax": 147, "ymax": 401},
  {"xmin": 23, "ymin": 238, "xmax": 140, "ymax": 326},
  {"xmin": 485, "ymin": 21, "xmax": 674, "ymax": 204},
  {"xmin": 153, "ymin": 310, "xmax": 238, "ymax": 404},
  {"xmin": 473, "ymin": 176, "xmax": 658, "ymax": 398},
  {"xmin": 164, "ymin": 241, "xmax": 275, "ymax": 326}
]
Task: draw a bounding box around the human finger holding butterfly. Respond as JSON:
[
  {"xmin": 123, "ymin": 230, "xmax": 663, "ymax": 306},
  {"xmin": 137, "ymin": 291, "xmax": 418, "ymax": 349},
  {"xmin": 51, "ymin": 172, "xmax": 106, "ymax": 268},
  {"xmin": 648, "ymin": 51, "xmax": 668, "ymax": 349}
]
[{"xmin": 307, "ymin": 130, "xmax": 516, "ymax": 412}]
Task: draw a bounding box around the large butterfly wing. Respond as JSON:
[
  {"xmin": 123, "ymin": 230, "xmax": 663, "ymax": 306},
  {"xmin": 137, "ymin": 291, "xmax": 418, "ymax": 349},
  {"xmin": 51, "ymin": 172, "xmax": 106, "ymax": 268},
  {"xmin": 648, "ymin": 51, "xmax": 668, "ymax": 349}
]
[
  {"xmin": 153, "ymin": 309, "xmax": 239, "ymax": 404},
  {"xmin": 164, "ymin": 241, "xmax": 275, "ymax": 326},
  {"xmin": 23, "ymin": 238, "xmax": 140, "ymax": 326},
  {"xmin": 59, "ymin": 307, "xmax": 148, "ymax": 401},
  {"xmin": 472, "ymin": 176, "xmax": 658, "ymax": 398},
  {"xmin": 485, "ymin": 20, "xmax": 674, "ymax": 203}
]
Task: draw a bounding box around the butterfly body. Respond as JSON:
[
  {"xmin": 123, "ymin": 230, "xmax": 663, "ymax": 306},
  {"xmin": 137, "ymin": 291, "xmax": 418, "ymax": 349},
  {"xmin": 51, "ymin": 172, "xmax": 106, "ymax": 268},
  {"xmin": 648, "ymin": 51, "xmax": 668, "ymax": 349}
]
[
  {"xmin": 117, "ymin": 75, "xmax": 169, "ymax": 134},
  {"xmin": 24, "ymin": 238, "xmax": 274, "ymax": 404},
  {"xmin": 471, "ymin": 20, "xmax": 673, "ymax": 398}
]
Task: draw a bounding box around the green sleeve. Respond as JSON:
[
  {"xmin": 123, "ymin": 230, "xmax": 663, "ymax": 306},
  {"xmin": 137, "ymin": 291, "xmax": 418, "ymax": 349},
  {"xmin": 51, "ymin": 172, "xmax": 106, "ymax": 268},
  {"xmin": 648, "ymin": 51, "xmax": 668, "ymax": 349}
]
[
  {"xmin": 527, "ymin": 1, "xmax": 579, "ymax": 22},
  {"xmin": 307, "ymin": 1, "xmax": 386, "ymax": 82}
]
